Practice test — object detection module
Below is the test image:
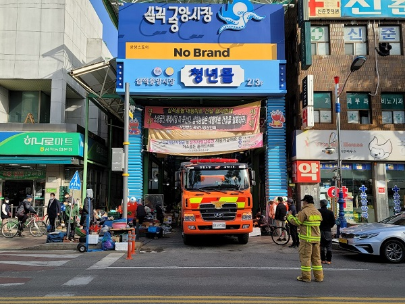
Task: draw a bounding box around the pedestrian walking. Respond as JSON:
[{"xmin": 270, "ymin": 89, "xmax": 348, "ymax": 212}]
[
  {"xmin": 318, "ymin": 199, "xmax": 336, "ymax": 265},
  {"xmin": 47, "ymin": 192, "xmax": 61, "ymax": 232},
  {"xmin": 287, "ymin": 198, "xmax": 299, "ymax": 248},
  {"xmin": 287, "ymin": 195, "xmax": 323, "ymax": 283},
  {"xmin": 275, "ymin": 196, "xmax": 287, "ymax": 241}
]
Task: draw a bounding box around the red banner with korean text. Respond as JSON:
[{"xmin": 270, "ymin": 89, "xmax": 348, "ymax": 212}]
[
  {"xmin": 292, "ymin": 161, "xmax": 320, "ymax": 183},
  {"xmin": 144, "ymin": 101, "xmax": 260, "ymax": 131}
]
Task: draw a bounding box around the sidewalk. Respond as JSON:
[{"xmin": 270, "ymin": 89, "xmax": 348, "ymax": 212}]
[{"xmin": 0, "ymin": 231, "xmax": 145, "ymax": 252}]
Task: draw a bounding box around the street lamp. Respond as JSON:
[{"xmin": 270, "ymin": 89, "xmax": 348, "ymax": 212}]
[{"xmin": 333, "ymin": 56, "xmax": 367, "ymax": 238}]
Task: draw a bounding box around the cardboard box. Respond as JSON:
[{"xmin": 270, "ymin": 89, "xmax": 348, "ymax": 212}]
[{"xmin": 115, "ymin": 242, "xmax": 128, "ymax": 251}]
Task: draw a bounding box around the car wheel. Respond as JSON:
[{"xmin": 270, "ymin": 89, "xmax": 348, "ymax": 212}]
[{"xmin": 381, "ymin": 239, "xmax": 405, "ymax": 263}]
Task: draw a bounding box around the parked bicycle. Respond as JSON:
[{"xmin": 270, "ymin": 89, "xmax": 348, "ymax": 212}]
[
  {"xmin": 1, "ymin": 214, "xmax": 46, "ymax": 238},
  {"xmin": 261, "ymin": 221, "xmax": 291, "ymax": 245}
]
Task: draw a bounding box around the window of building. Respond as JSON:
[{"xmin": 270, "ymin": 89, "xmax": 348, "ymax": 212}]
[
  {"xmin": 346, "ymin": 93, "xmax": 371, "ymax": 124},
  {"xmin": 311, "ymin": 26, "xmax": 330, "ymax": 55},
  {"xmin": 314, "ymin": 92, "xmax": 332, "ymax": 123},
  {"xmin": 386, "ymin": 164, "xmax": 405, "ymax": 217},
  {"xmin": 8, "ymin": 91, "xmax": 50, "ymax": 123},
  {"xmin": 379, "ymin": 26, "xmax": 401, "ymax": 55},
  {"xmin": 320, "ymin": 162, "xmax": 374, "ymax": 223},
  {"xmin": 381, "ymin": 93, "xmax": 405, "ymax": 124},
  {"xmin": 344, "ymin": 26, "xmax": 367, "ymax": 55}
]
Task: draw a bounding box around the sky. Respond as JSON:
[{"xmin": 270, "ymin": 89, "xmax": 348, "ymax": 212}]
[{"xmin": 90, "ymin": 0, "xmax": 118, "ymax": 57}]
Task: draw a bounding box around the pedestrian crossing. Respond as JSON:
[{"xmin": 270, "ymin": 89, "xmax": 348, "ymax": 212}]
[{"xmin": 0, "ymin": 251, "xmax": 80, "ymax": 287}]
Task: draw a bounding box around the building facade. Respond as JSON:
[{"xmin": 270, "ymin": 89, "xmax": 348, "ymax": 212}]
[
  {"xmin": 286, "ymin": 0, "xmax": 405, "ymax": 223},
  {"xmin": 0, "ymin": 0, "xmax": 115, "ymax": 213}
]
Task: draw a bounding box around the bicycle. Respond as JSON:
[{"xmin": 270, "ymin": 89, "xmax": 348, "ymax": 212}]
[
  {"xmin": 1, "ymin": 214, "xmax": 46, "ymax": 238},
  {"xmin": 261, "ymin": 221, "xmax": 291, "ymax": 245}
]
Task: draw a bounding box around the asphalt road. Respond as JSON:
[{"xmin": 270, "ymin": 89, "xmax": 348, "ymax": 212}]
[{"xmin": 1, "ymin": 230, "xmax": 405, "ymax": 304}]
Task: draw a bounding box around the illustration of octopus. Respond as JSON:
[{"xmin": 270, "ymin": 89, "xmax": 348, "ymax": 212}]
[{"xmin": 218, "ymin": 0, "xmax": 265, "ymax": 34}]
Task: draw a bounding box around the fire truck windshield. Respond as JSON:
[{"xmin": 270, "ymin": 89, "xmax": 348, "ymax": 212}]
[{"xmin": 185, "ymin": 169, "xmax": 250, "ymax": 191}]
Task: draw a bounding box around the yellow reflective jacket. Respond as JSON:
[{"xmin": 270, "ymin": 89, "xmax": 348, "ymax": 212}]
[{"xmin": 287, "ymin": 204, "xmax": 322, "ymax": 243}]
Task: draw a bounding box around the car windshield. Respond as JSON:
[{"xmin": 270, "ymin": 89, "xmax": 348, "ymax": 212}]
[
  {"xmin": 185, "ymin": 169, "xmax": 250, "ymax": 191},
  {"xmin": 379, "ymin": 213, "xmax": 405, "ymax": 226}
]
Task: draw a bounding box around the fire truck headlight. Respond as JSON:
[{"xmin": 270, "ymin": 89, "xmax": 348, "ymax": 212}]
[
  {"xmin": 242, "ymin": 212, "xmax": 252, "ymax": 220},
  {"xmin": 184, "ymin": 214, "xmax": 195, "ymax": 221}
]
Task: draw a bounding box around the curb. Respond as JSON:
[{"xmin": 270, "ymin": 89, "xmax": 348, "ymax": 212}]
[{"xmin": 24, "ymin": 240, "xmax": 144, "ymax": 252}]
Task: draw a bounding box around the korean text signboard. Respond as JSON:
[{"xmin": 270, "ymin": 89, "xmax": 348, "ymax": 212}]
[
  {"xmin": 306, "ymin": 0, "xmax": 405, "ymax": 19},
  {"xmin": 117, "ymin": 2, "xmax": 286, "ymax": 96},
  {"xmin": 148, "ymin": 133, "xmax": 263, "ymax": 155},
  {"xmin": 0, "ymin": 132, "xmax": 84, "ymax": 156},
  {"xmin": 292, "ymin": 161, "xmax": 320, "ymax": 183},
  {"xmin": 144, "ymin": 102, "xmax": 259, "ymax": 131}
]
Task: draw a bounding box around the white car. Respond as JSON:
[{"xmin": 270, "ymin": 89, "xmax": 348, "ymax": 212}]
[{"xmin": 339, "ymin": 212, "xmax": 405, "ymax": 263}]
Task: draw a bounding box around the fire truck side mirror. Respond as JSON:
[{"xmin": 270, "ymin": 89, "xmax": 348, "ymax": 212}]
[{"xmin": 250, "ymin": 170, "xmax": 256, "ymax": 186}]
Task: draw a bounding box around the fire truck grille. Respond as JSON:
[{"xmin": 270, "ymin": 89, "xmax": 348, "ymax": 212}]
[{"xmin": 199, "ymin": 203, "xmax": 237, "ymax": 221}]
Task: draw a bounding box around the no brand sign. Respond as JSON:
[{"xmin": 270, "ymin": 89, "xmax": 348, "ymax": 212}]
[{"xmin": 292, "ymin": 161, "xmax": 320, "ymax": 183}]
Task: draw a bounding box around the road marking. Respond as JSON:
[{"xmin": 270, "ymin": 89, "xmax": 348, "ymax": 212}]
[
  {"xmin": 106, "ymin": 266, "xmax": 368, "ymax": 271},
  {"xmin": 87, "ymin": 252, "xmax": 124, "ymax": 270},
  {"xmin": 8, "ymin": 253, "xmax": 80, "ymax": 259},
  {"xmin": 0, "ymin": 260, "xmax": 69, "ymax": 267},
  {"xmin": 0, "ymin": 295, "xmax": 404, "ymax": 303},
  {"xmin": 63, "ymin": 276, "xmax": 95, "ymax": 286},
  {"xmin": 0, "ymin": 283, "xmax": 25, "ymax": 287},
  {"xmin": 45, "ymin": 293, "xmax": 75, "ymax": 297}
]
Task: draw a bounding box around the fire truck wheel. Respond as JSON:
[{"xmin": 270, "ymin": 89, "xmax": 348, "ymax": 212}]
[
  {"xmin": 182, "ymin": 233, "xmax": 192, "ymax": 245},
  {"xmin": 238, "ymin": 233, "xmax": 249, "ymax": 244}
]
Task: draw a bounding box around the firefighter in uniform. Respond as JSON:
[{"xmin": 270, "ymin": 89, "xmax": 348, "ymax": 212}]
[{"xmin": 287, "ymin": 195, "xmax": 324, "ymax": 283}]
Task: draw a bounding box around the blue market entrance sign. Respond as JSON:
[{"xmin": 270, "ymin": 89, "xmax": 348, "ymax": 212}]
[{"xmin": 69, "ymin": 171, "xmax": 81, "ymax": 190}]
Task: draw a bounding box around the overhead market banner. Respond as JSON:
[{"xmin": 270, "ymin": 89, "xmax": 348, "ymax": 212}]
[
  {"xmin": 305, "ymin": 0, "xmax": 405, "ymax": 19},
  {"xmin": 0, "ymin": 132, "xmax": 84, "ymax": 156},
  {"xmin": 148, "ymin": 133, "xmax": 263, "ymax": 155},
  {"xmin": 116, "ymin": 2, "xmax": 286, "ymax": 96},
  {"xmin": 144, "ymin": 101, "xmax": 260, "ymax": 131}
]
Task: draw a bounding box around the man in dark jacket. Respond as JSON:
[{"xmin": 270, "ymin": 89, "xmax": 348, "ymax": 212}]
[
  {"xmin": 1, "ymin": 197, "xmax": 11, "ymax": 220},
  {"xmin": 47, "ymin": 192, "xmax": 61, "ymax": 232},
  {"xmin": 16, "ymin": 195, "xmax": 36, "ymax": 236},
  {"xmin": 318, "ymin": 199, "xmax": 336, "ymax": 264},
  {"xmin": 275, "ymin": 196, "xmax": 287, "ymax": 241},
  {"xmin": 287, "ymin": 198, "xmax": 299, "ymax": 248}
]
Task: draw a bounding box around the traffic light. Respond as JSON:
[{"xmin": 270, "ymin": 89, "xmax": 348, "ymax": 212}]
[{"xmin": 376, "ymin": 42, "xmax": 392, "ymax": 56}]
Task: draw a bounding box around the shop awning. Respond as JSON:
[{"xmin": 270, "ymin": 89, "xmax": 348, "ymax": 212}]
[
  {"xmin": 0, "ymin": 157, "xmax": 80, "ymax": 165},
  {"xmin": 69, "ymin": 58, "xmax": 124, "ymax": 122}
]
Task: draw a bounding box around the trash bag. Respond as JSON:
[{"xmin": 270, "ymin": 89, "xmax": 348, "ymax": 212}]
[{"xmin": 101, "ymin": 231, "xmax": 115, "ymax": 250}]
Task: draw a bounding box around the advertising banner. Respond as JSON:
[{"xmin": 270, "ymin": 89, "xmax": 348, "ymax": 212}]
[
  {"xmin": 294, "ymin": 130, "xmax": 405, "ymax": 161},
  {"xmin": 148, "ymin": 133, "xmax": 263, "ymax": 155},
  {"xmin": 144, "ymin": 101, "xmax": 260, "ymax": 131},
  {"xmin": 0, "ymin": 132, "xmax": 84, "ymax": 156}
]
